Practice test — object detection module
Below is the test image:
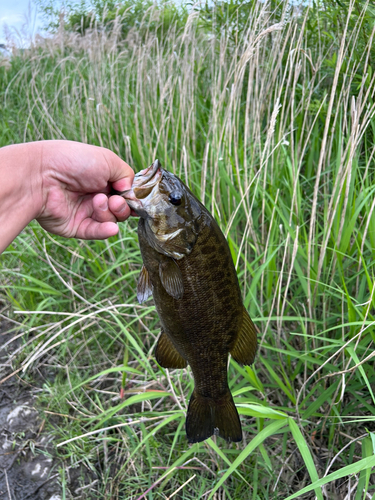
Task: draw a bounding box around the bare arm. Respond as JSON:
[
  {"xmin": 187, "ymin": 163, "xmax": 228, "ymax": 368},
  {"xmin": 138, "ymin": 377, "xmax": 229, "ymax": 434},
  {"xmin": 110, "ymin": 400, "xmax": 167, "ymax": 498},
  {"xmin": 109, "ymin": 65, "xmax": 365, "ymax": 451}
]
[{"xmin": 0, "ymin": 140, "xmax": 134, "ymax": 254}]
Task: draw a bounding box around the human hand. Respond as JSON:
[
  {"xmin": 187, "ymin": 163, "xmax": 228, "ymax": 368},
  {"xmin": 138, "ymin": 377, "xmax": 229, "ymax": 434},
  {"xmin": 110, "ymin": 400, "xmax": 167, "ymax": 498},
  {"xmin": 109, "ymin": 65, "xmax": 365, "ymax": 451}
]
[{"xmin": 35, "ymin": 140, "xmax": 134, "ymax": 239}]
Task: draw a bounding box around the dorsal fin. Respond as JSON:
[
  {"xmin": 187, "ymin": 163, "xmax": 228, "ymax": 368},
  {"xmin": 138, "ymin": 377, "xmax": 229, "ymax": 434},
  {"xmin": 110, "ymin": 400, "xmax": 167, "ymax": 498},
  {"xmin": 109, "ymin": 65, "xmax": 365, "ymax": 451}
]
[{"xmin": 230, "ymin": 307, "xmax": 258, "ymax": 365}]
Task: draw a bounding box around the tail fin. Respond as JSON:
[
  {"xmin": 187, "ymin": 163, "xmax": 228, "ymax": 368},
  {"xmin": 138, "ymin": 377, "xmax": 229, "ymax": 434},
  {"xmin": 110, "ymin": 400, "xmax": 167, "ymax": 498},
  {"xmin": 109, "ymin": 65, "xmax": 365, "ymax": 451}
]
[{"xmin": 185, "ymin": 391, "xmax": 242, "ymax": 443}]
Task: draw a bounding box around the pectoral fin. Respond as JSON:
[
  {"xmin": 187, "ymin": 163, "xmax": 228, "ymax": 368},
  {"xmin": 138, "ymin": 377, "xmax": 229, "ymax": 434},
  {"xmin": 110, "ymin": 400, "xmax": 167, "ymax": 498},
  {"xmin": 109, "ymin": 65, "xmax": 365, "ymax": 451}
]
[
  {"xmin": 137, "ymin": 265, "xmax": 153, "ymax": 304},
  {"xmin": 230, "ymin": 307, "xmax": 258, "ymax": 365},
  {"xmin": 159, "ymin": 259, "xmax": 184, "ymax": 299},
  {"xmin": 155, "ymin": 330, "xmax": 187, "ymax": 368}
]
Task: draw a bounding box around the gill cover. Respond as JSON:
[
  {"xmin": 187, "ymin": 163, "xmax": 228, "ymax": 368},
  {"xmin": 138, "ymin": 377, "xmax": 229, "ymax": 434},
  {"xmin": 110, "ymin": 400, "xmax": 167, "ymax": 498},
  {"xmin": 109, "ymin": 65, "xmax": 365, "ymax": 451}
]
[{"xmin": 124, "ymin": 160, "xmax": 202, "ymax": 259}]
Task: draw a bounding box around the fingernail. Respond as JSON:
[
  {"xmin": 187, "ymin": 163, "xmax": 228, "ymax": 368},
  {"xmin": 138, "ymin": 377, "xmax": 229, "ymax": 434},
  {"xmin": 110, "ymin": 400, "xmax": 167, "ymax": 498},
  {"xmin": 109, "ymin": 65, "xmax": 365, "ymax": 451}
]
[
  {"xmin": 99, "ymin": 200, "xmax": 108, "ymax": 211},
  {"xmin": 116, "ymin": 203, "xmax": 128, "ymax": 215}
]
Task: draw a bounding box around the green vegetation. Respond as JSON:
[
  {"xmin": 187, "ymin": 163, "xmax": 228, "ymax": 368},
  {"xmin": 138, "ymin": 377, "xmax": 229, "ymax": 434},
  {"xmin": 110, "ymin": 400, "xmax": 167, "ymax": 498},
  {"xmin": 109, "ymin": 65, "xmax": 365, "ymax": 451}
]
[{"xmin": 1, "ymin": 0, "xmax": 375, "ymax": 498}]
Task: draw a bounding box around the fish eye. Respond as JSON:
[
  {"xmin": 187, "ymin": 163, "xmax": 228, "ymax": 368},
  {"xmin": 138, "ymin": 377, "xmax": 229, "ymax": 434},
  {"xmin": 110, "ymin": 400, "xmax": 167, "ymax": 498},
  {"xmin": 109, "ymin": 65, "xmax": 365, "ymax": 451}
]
[{"xmin": 169, "ymin": 191, "xmax": 182, "ymax": 206}]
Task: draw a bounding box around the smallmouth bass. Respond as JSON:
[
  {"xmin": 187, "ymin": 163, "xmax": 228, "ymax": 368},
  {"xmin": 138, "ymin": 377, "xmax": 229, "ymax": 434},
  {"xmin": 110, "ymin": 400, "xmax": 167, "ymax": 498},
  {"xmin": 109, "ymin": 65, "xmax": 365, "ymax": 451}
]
[{"xmin": 122, "ymin": 160, "xmax": 257, "ymax": 443}]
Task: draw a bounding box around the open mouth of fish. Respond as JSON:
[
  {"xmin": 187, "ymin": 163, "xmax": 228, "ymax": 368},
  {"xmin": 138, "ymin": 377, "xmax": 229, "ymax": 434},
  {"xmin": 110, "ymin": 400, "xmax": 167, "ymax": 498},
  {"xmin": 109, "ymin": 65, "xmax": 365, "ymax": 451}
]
[{"xmin": 121, "ymin": 159, "xmax": 162, "ymax": 213}]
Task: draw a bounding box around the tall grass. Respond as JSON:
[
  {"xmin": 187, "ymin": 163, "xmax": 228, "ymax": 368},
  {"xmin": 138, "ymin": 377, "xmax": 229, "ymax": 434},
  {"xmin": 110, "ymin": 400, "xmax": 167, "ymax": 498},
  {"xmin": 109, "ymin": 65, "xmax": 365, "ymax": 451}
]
[{"xmin": 1, "ymin": 1, "xmax": 375, "ymax": 498}]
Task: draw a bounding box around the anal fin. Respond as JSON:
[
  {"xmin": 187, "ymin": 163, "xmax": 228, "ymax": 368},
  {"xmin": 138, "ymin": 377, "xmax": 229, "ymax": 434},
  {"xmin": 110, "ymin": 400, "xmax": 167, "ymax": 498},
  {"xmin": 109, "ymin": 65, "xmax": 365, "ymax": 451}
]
[
  {"xmin": 137, "ymin": 265, "xmax": 153, "ymax": 304},
  {"xmin": 155, "ymin": 330, "xmax": 187, "ymax": 369},
  {"xmin": 230, "ymin": 307, "xmax": 258, "ymax": 365}
]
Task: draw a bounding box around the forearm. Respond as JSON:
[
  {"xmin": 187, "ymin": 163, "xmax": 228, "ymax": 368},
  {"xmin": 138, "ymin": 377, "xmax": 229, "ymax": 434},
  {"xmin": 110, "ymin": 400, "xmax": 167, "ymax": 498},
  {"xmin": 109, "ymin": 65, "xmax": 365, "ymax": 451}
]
[{"xmin": 0, "ymin": 142, "xmax": 43, "ymax": 254}]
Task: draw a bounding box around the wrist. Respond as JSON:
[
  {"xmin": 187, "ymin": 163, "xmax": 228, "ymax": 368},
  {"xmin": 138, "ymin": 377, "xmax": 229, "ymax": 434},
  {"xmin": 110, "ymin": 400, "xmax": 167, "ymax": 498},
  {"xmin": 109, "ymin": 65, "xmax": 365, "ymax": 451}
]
[{"xmin": 0, "ymin": 142, "xmax": 44, "ymax": 253}]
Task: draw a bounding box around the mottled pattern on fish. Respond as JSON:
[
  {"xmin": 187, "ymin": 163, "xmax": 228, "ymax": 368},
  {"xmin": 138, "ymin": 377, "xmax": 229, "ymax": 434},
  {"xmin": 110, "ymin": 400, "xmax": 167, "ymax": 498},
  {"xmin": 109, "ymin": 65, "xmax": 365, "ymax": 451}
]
[
  {"xmin": 140, "ymin": 212, "xmax": 241, "ymax": 386},
  {"xmin": 122, "ymin": 160, "xmax": 258, "ymax": 443}
]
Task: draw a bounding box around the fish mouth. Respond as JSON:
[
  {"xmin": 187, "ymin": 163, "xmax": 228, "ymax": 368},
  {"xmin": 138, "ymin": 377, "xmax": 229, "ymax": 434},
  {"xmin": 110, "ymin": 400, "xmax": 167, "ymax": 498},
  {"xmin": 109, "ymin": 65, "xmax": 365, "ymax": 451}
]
[{"xmin": 122, "ymin": 159, "xmax": 162, "ymax": 213}]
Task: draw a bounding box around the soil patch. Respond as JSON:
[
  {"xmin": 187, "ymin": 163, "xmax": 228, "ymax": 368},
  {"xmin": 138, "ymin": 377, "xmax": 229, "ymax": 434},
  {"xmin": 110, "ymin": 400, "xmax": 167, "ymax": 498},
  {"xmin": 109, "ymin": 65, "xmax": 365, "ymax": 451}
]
[
  {"xmin": 0, "ymin": 319, "xmax": 64, "ymax": 500},
  {"xmin": 0, "ymin": 319, "xmax": 97, "ymax": 499}
]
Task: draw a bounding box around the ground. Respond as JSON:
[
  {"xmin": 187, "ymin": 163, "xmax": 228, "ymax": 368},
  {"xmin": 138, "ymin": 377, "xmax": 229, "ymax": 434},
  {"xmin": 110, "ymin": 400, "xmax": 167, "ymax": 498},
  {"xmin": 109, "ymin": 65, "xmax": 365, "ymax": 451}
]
[{"xmin": 0, "ymin": 319, "xmax": 93, "ymax": 500}]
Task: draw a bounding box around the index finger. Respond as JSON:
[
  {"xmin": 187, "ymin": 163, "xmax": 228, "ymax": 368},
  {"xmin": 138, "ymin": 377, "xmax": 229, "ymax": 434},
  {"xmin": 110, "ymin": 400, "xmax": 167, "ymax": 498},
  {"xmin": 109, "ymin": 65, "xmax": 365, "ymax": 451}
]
[
  {"xmin": 101, "ymin": 148, "xmax": 134, "ymax": 190},
  {"xmin": 112, "ymin": 176, "xmax": 133, "ymax": 193}
]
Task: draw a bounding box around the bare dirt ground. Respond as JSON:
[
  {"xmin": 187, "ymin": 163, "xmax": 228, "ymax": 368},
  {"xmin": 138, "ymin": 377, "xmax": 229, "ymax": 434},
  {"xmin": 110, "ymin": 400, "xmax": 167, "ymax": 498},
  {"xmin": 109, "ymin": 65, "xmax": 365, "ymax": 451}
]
[
  {"xmin": 0, "ymin": 318, "xmax": 64, "ymax": 500},
  {"xmin": 0, "ymin": 318, "xmax": 95, "ymax": 500}
]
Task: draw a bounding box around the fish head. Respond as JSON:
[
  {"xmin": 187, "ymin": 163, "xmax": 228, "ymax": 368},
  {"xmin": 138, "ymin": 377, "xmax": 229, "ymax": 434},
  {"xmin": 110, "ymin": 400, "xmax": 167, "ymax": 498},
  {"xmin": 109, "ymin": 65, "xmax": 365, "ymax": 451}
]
[{"xmin": 124, "ymin": 160, "xmax": 203, "ymax": 259}]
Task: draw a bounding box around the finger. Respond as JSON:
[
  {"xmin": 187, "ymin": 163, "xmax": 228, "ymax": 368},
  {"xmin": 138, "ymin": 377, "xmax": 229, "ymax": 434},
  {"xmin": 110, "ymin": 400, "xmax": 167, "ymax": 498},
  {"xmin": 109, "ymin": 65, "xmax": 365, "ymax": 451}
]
[
  {"xmin": 92, "ymin": 193, "xmax": 118, "ymax": 223},
  {"xmin": 102, "ymin": 148, "xmax": 134, "ymax": 188},
  {"xmin": 108, "ymin": 195, "xmax": 131, "ymax": 222},
  {"xmin": 75, "ymin": 219, "xmax": 119, "ymax": 240},
  {"xmin": 111, "ymin": 176, "xmax": 133, "ymax": 193}
]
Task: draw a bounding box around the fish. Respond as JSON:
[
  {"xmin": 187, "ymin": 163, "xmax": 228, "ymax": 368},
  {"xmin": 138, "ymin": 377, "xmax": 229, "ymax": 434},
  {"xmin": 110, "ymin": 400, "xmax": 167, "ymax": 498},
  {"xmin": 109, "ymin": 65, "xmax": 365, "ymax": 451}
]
[{"xmin": 121, "ymin": 160, "xmax": 258, "ymax": 443}]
